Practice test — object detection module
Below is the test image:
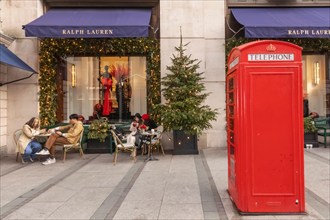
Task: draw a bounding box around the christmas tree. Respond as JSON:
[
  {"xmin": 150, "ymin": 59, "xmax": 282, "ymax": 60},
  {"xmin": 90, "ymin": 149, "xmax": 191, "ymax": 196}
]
[{"xmin": 156, "ymin": 30, "xmax": 218, "ymax": 135}]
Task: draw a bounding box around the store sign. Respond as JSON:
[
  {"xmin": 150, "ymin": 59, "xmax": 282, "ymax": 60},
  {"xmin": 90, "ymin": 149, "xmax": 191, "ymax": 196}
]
[
  {"xmin": 23, "ymin": 9, "xmax": 151, "ymax": 38},
  {"xmin": 288, "ymin": 29, "xmax": 330, "ymax": 37},
  {"xmin": 248, "ymin": 53, "xmax": 294, "ymax": 61},
  {"xmin": 62, "ymin": 29, "xmax": 114, "ymax": 36}
]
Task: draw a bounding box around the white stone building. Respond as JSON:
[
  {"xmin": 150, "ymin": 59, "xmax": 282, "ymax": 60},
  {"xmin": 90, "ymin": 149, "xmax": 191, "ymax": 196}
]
[
  {"xmin": 2, "ymin": 0, "xmax": 327, "ymax": 154},
  {"xmin": 0, "ymin": 0, "xmax": 227, "ymax": 154}
]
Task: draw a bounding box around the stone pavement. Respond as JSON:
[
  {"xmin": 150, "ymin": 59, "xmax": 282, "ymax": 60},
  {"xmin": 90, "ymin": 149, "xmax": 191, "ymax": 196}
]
[{"xmin": 0, "ymin": 147, "xmax": 329, "ymax": 220}]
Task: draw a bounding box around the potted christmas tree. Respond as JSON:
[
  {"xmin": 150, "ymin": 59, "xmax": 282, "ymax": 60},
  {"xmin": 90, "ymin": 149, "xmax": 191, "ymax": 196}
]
[{"xmin": 155, "ymin": 30, "xmax": 218, "ymax": 154}]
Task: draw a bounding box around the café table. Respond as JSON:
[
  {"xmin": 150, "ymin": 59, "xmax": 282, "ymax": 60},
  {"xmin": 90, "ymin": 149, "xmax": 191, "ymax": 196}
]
[
  {"xmin": 34, "ymin": 133, "xmax": 51, "ymax": 144},
  {"xmin": 141, "ymin": 131, "xmax": 158, "ymax": 162}
]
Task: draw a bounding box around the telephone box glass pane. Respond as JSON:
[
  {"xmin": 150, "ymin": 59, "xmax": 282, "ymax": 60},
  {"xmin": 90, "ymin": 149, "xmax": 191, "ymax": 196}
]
[
  {"xmin": 229, "ymin": 106, "xmax": 234, "ymax": 117},
  {"xmin": 229, "ymin": 118, "xmax": 234, "ymax": 130},
  {"xmin": 229, "ymin": 92, "xmax": 234, "ymax": 104},
  {"xmin": 230, "ymin": 145, "xmax": 235, "ymax": 155},
  {"xmin": 228, "ymin": 78, "xmax": 234, "ymax": 90},
  {"xmin": 230, "ymin": 132, "xmax": 234, "ymax": 144}
]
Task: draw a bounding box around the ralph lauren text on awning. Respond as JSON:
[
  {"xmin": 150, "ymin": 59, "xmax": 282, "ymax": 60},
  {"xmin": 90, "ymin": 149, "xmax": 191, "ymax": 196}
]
[{"xmin": 23, "ymin": 8, "xmax": 151, "ymax": 38}]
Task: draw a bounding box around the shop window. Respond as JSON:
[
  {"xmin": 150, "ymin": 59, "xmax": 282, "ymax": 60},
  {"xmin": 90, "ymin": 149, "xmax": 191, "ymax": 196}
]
[
  {"xmin": 302, "ymin": 54, "xmax": 328, "ymax": 117},
  {"xmin": 65, "ymin": 56, "xmax": 147, "ymax": 122}
]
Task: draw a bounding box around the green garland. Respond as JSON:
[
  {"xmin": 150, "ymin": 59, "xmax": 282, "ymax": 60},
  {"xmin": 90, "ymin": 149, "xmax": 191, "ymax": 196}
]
[
  {"xmin": 39, "ymin": 38, "xmax": 160, "ymax": 126},
  {"xmin": 226, "ymin": 37, "xmax": 330, "ymax": 58}
]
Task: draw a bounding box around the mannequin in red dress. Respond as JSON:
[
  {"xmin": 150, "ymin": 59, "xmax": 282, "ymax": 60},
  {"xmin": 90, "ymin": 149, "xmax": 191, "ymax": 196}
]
[{"xmin": 100, "ymin": 66, "xmax": 113, "ymax": 116}]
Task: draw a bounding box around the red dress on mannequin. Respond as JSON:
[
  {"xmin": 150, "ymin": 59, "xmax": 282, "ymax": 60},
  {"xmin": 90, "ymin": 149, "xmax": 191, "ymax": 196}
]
[{"xmin": 101, "ymin": 77, "xmax": 113, "ymax": 116}]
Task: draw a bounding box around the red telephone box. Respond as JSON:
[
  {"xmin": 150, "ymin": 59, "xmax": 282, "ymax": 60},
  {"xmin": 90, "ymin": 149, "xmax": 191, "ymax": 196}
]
[{"xmin": 226, "ymin": 40, "xmax": 305, "ymax": 213}]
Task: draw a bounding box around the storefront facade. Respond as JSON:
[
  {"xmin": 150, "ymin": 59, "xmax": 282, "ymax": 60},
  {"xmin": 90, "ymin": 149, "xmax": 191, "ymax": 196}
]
[
  {"xmin": 226, "ymin": 1, "xmax": 330, "ymax": 117},
  {"xmin": 1, "ymin": 0, "xmax": 226, "ymax": 153}
]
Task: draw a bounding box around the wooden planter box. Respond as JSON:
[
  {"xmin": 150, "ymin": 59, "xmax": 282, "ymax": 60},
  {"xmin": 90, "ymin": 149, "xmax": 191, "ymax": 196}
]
[
  {"xmin": 86, "ymin": 136, "xmax": 114, "ymax": 154},
  {"xmin": 173, "ymin": 130, "xmax": 199, "ymax": 155},
  {"xmin": 304, "ymin": 132, "xmax": 319, "ymax": 148}
]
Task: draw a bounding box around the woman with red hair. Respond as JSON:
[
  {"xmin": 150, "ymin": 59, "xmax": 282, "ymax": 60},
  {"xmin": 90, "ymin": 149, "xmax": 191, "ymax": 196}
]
[{"xmin": 140, "ymin": 114, "xmax": 157, "ymax": 131}]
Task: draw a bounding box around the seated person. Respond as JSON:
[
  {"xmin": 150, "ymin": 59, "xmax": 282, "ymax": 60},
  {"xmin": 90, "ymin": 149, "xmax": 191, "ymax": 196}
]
[
  {"xmin": 92, "ymin": 103, "xmax": 103, "ymax": 120},
  {"xmin": 141, "ymin": 114, "xmax": 157, "ymax": 131},
  {"xmin": 130, "ymin": 113, "xmax": 142, "ymax": 133},
  {"xmin": 37, "ymin": 114, "xmax": 84, "ymax": 165},
  {"xmin": 17, "ymin": 117, "xmax": 46, "ymax": 162},
  {"xmin": 309, "ymin": 112, "xmax": 319, "ymax": 119},
  {"xmin": 78, "ymin": 115, "xmax": 85, "ymax": 123},
  {"xmin": 137, "ymin": 114, "xmax": 158, "ymax": 150},
  {"xmin": 127, "ymin": 113, "xmax": 142, "ymax": 145}
]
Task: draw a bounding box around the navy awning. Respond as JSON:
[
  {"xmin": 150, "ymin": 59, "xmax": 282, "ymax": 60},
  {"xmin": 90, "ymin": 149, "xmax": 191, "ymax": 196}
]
[
  {"xmin": 231, "ymin": 7, "xmax": 330, "ymax": 38},
  {"xmin": 0, "ymin": 44, "xmax": 36, "ymax": 73},
  {"xmin": 23, "ymin": 8, "xmax": 151, "ymax": 38}
]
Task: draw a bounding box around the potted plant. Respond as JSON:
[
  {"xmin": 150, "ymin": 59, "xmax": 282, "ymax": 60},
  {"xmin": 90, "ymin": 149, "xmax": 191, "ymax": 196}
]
[
  {"xmin": 86, "ymin": 118, "xmax": 113, "ymax": 153},
  {"xmin": 304, "ymin": 116, "xmax": 318, "ymax": 148},
  {"xmin": 155, "ymin": 31, "xmax": 218, "ymax": 154}
]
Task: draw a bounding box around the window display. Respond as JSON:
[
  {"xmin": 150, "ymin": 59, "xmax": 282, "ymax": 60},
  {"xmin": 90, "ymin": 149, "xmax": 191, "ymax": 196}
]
[{"xmin": 65, "ymin": 56, "xmax": 146, "ymax": 123}]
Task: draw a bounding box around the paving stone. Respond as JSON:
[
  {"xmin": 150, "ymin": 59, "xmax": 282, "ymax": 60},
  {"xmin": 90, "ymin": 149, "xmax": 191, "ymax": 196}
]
[{"xmin": 0, "ymin": 147, "xmax": 329, "ymax": 220}]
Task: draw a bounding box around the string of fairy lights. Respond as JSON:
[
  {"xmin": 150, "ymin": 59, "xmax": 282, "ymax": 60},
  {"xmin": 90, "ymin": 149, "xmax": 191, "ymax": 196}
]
[{"xmin": 39, "ymin": 38, "xmax": 160, "ymax": 126}]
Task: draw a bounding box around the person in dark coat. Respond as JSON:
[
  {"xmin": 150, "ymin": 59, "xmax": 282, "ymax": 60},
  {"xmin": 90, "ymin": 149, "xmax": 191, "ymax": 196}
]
[{"xmin": 140, "ymin": 114, "xmax": 157, "ymax": 131}]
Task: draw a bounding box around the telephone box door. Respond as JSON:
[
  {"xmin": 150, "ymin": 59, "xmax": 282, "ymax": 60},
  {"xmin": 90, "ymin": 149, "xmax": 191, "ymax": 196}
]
[{"xmin": 245, "ymin": 66, "xmax": 303, "ymax": 212}]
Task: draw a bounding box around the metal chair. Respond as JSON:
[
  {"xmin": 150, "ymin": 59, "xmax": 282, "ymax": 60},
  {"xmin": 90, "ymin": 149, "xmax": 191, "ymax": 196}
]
[
  {"xmin": 13, "ymin": 129, "xmax": 24, "ymax": 163},
  {"xmin": 62, "ymin": 129, "xmax": 85, "ymax": 162},
  {"xmin": 141, "ymin": 126, "xmax": 165, "ymax": 157},
  {"xmin": 150, "ymin": 125, "xmax": 165, "ymax": 156},
  {"xmin": 110, "ymin": 129, "xmax": 136, "ymax": 165}
]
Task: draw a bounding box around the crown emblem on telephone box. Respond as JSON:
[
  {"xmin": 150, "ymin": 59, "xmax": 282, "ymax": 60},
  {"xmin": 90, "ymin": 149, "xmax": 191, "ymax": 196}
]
[{"xmin": 266, "ymin": 44, "xmax": 276, "ymax": 52}]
